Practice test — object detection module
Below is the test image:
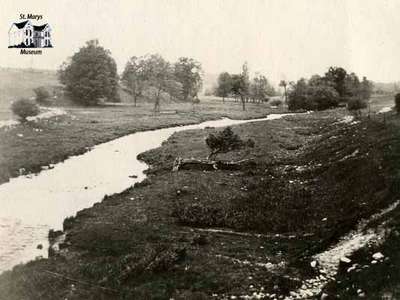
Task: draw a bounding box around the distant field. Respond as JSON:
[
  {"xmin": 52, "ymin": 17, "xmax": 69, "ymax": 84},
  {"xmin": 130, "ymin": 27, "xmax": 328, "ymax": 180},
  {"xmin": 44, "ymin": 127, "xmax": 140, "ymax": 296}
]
[{"xmin": 0, "ymin": 68, "xmax": 59, "ymax": 120}]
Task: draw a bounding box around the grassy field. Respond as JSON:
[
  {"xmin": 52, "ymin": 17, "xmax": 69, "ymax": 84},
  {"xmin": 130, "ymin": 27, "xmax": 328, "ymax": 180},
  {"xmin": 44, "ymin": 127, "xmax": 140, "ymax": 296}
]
[
  {"xmin": 0, "ymin": 97, "xmax": 285, "ymax": 184},
  {"xmin": 1, "ymin": 107, "xmax": 399, "ymax": 299}
]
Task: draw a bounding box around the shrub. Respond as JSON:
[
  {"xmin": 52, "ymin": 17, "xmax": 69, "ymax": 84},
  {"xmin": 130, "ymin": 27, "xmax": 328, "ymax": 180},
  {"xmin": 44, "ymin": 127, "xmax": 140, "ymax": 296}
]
[
  {"xmin": 270, "ymin": 99, "xmax": 282, "ymax": 107},
  {"xmin": 347, "ymin": 98, "xmax": 367, "ymax": 117},
  {"xmin": 11, "ymin": 98, "xmax": 40, "ymax": 121},
  {"xmin": 395, "ymin": 93, "xmax": 400, "ymax": 114},
  {"xmin": 205, "ymin": 127, "xmax": 254, "ymax": 160},
  {"xmin": 33, "ymin": 87, "xmax": 51, "ymax": 104}
]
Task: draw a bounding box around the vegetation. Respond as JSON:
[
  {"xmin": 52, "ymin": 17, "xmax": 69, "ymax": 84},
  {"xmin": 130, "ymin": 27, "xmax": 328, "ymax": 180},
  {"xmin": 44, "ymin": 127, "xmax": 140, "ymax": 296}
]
[
  {"xmin": 215, "ymin": 63, "xmax": 275, "ymax": 109},
  {"xmin": 58, "ymin": 40, "xmax": 120, "ymax": 105},
  {"xmin": 173, "ymin": 57, "xmax": 203, "ymax": 102},
  {"xmin": 11, "ymin": 98, "xmax": 40, "ymax": 121},
  {"xmin": 395, "ymin": 93, "xmax": 400, "ymax": 114},
  {"xmin": 347, "ymin": 97, "xmax": 367, "ymax": 117},
  {"xmin": 205, "ymin": 126, "xmax": 254, "ymax": 160},
  {"xmin": 288, "ymin": 67, "xmax": 373, "ymax": 111},
  {"xmin": 270, "ymin": 99, "xmax": 283, "ymax": 107},
  {"xmin": 33, "ymin": 87, "xmax": 51, "ymax": 105}
]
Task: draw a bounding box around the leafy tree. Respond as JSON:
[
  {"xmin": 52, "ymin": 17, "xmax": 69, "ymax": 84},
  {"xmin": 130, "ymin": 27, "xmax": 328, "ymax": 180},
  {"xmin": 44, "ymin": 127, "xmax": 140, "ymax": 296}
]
[
  {"xmin": 121, "ymin": 56, "xmax": 148, "ymax": 107},
  {"xmin": 33, "ymin": 87, "xmax": 51, "ymax": 105},
  {"xmin": 11, "ymin": 98, "xmax": 40, "ymax": 121},
  {"xmin": 359, "ymin": 76, "xmax": 373, "ymax": 100},
  {"xmin": 141, "ymin": 54, "xmax": 179, "ymax": 112},
  {"xmin": 250, "ymin": 74, "xmax": 273, "ymax": 103},
  {"xmin": 173, "ymin": 57, "xmax": 203, "ymax": 101},
  {"xmin": 288, "ymin": 78, "xmax": 309, "ymax": 110},
  {"xmin": 205, "ymin": 127, "xmax": 255, "ymax": 160},
  {"xmin": 58, "ymin": 39, "xmax": 119, "ymax": 105},
  {"xmin": 231, "ymin": 63, "xmax": 250, "ymax": 111},
  {"xmin": 325, "ymin": 66, "xmax": 347, "ymax": 98},
  {"xmin": 216, "ymin": 72, "xmax": 232, "ymax": 102}
]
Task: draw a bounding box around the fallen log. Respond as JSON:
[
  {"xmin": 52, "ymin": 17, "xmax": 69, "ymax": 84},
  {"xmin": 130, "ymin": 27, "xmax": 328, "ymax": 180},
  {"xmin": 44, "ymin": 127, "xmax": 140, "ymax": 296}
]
[{"xmin": 172, "ymin": 157, "xmax": 256, "ymax": 172}]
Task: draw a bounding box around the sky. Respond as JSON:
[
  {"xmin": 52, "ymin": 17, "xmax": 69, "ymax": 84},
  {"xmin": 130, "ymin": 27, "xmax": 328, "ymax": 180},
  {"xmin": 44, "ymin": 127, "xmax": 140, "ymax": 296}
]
[{"xmin": 1, "ymin": 0, "xmax": 400, "ymax": 84}]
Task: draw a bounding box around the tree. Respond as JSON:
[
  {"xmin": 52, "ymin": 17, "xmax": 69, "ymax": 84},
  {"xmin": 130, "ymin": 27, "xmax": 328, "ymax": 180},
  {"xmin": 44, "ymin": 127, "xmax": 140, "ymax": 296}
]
[
  {"xmin": 141, "ymin": 54, "xmax": 178, "ymax": 113},
  {"xmin": 58, "ymin": 39, "xmax": 119, "ymax": 105},
  {"xmin": 251, "ymin": 74, "xmax": 274, "ymax": 103},
  {"xmin": 359, "ymin": 76, "xmax": 373, "ymax": 100},
  {"xmin": 231, "ymin": 63, "xmax": 250, "ymax": 111},
  {"xmin": 216, "ymin": 72, "xmax": 232, "ymax": 102},
  {"xmin": 121, "ymin": 56, "xmax": 148, "ymax": 107},
  {"xmin": 11, "ymin": 98, "xmax": 40, "ymax": 121},
  {"xmin": 173, "ymin": 57, "xmax": 203, "ymax": 101},
  {"xmin": 325, "ymin": 66, "xmax": 347, "ymax": 98},
  {"xmin": 288, "ymin": 78, "xmax": 308, "ymax": 110},
  {"xmin": 279, "ymin": 80, "xmax": 288, "ymax": 105}
]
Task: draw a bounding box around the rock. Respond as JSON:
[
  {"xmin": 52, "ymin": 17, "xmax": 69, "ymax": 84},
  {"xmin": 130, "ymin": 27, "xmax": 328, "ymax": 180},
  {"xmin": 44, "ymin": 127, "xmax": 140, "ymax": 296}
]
[
  {"xmin": 371, "ymin": 260, "xmax": 377, "ymax": 264},
  {"xmin": 311, "ymin": 260, "xmax": 318, "ymax": 268},
  {"xmin": 36, "ymin": 244, "xmax": 43, "ymax": 249},
  {"xmin": 340, "ymin": 257, "xmax": 351, "ymax": 264},
  {"xmin": 372, "ymin": 252, "xmax": 384, "ymax": 260}
]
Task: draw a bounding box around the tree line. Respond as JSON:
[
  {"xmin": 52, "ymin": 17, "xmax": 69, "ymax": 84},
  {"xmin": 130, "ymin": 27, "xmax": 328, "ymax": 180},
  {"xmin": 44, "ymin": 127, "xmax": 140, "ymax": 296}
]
[
  {"xmin": 58, "ymin": 40, "xmax": 203, "ymax": 111},
  {"xmin": 214, "ymin": 63, "xmax": 276, "ymax": 110},
  {"xmin": 287, "ymin": 66, "xmax": 373, "ymax": 111}
]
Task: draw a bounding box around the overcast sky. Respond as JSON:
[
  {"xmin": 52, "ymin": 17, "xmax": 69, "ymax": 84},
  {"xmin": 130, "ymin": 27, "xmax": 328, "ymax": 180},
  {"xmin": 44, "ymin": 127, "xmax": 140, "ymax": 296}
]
[{"xmin": 1, "ymin": 0, "xmax": 400, "ymax": 83}]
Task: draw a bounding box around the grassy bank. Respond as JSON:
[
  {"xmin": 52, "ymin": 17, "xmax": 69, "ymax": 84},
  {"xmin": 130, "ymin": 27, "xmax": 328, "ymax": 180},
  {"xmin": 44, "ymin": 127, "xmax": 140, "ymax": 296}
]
[
  {"xmin": 0, "ymin": 108, "xmax": 398, "ymax": 299},
  {"xmin": 0, "ymin": 98, "xmax": 284, "ymax": 184}
]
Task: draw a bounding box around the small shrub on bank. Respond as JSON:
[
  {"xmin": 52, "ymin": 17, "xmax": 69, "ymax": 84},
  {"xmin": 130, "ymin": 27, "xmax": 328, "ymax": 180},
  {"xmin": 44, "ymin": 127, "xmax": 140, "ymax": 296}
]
[
  {"xmin": 33, "ymin": 87, "xmax": 51, "ymax": 105},
  {"xmin": 11, "ymin": 98, "xmax": 40, "ymax": 121},
  {"xmin": 395, "ymin": 93, "xmax": 400, "ymax": 114},
  {"xmin": 205, "ymin": 127, "xmax": 254, "ymax": 160}
]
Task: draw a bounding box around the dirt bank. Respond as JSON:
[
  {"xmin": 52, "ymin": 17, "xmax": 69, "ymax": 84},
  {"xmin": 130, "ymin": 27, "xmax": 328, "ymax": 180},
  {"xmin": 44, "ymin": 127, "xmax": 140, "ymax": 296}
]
[{"xmin": 0, "ymin": 109, "xmax": 398, "ymax": 300}]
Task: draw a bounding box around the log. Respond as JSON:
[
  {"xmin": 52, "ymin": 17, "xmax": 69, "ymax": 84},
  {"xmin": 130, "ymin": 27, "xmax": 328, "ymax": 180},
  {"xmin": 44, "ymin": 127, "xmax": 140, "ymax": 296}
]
[{"xmin": 172, "ymin": 157, "xmax": 256, "ymax": 172}]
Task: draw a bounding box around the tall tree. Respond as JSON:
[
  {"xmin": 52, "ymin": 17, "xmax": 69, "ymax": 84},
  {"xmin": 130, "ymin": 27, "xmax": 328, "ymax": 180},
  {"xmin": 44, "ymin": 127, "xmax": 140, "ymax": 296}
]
[
  {"xmin": 216, "ymin": 72, "xmax": 232, "ymax": 102},
  {"xmin": 121, "ymin": 56, "xmax": 147, "ymax": 107},
  {"xmin": 142, "ymin": 54, "xmax": 178, "ymax": 113},
  {"xmin": 173, "ymin": 57, "xmax": 203, "ymax": 101},
  {"xmin": 325, "ymin": 66, "xmax": 347, "ymax": 98},
  {"xmin": 58, "ymin": 39, "xmax": 119, "ymax": 105},
  {"xmin": 251, "ymin": 74, "xmax": 273, "ymax": 103},
  {"xmin": 231, "ymin": 63, "xmax": 250, "ymax": 111},
  {"xmin": 279, "ymin": 80, "xmax": 288, "ymax": 105},
  {"xmin": 359, "ymin": 76, "xmax": 373, "ymax": 100}
]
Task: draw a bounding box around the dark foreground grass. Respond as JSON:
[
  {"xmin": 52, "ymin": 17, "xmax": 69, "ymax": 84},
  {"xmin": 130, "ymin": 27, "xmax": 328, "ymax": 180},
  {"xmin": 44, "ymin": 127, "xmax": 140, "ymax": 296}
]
[{"xmin": 0, "ymin": 109, "xmax": 398, "ymax": 299}]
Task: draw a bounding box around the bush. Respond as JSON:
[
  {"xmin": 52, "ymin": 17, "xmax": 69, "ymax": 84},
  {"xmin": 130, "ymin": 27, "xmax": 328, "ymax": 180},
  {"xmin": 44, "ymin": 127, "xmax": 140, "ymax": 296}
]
[
  {"xmin": 395, "ymin": 93, "xmax": 400, "ymax": 114},
  {"xmin": 205, "ymin": 127, "xmax": 254, "ymax": 159},
  {"xmin": 347, "ymin": 98, "xmax": 367, "ymax": 116},
  {"xmin": 270, "ymin": 99, "xmax": 282, "ymax": 107},
  {"xmin": 11, "ymin": 98, "xmax": 40, "ymax": 121},
  {"xmin": 33, "ymin": 87, "xmax": 51, "ymax": 104}
]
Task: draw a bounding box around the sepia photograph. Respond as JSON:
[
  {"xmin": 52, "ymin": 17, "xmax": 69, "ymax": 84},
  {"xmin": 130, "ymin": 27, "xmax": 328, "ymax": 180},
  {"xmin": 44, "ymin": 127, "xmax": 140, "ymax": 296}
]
[{"xmin": 0, "ymin": 0, "xmax": 400, "ymax": 299}]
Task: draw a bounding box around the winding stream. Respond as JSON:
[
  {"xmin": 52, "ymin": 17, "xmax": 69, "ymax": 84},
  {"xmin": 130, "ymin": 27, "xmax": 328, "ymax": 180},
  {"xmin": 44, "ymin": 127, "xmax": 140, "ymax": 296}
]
[{"xmin": 0, "ymin": 114, "xmax": 291, "ymax": 273}]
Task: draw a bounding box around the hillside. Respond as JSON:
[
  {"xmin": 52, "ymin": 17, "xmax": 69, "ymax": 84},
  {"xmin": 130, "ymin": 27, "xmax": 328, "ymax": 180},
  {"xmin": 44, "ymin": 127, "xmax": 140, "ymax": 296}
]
[{"xmin": 0, "ymin": 68, "xmax": 59, "ymax": 120}]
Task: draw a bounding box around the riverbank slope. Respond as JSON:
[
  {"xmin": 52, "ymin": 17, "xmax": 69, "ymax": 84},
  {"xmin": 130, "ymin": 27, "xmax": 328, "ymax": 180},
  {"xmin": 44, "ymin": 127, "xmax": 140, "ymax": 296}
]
[{"xmin": 0, "ymin": 109, "xmax": 399, "ymax": 299}]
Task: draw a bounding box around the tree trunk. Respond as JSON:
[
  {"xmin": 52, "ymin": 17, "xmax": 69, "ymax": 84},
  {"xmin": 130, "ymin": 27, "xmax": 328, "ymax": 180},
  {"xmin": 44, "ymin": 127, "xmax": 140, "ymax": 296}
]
[
  {"xmin": 172, "ymin": 157, "xmax": 256, "ymax": 172},
  {"xmin": 241, "ymin": 95, "xmax": 246, "ymax": 111}
]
